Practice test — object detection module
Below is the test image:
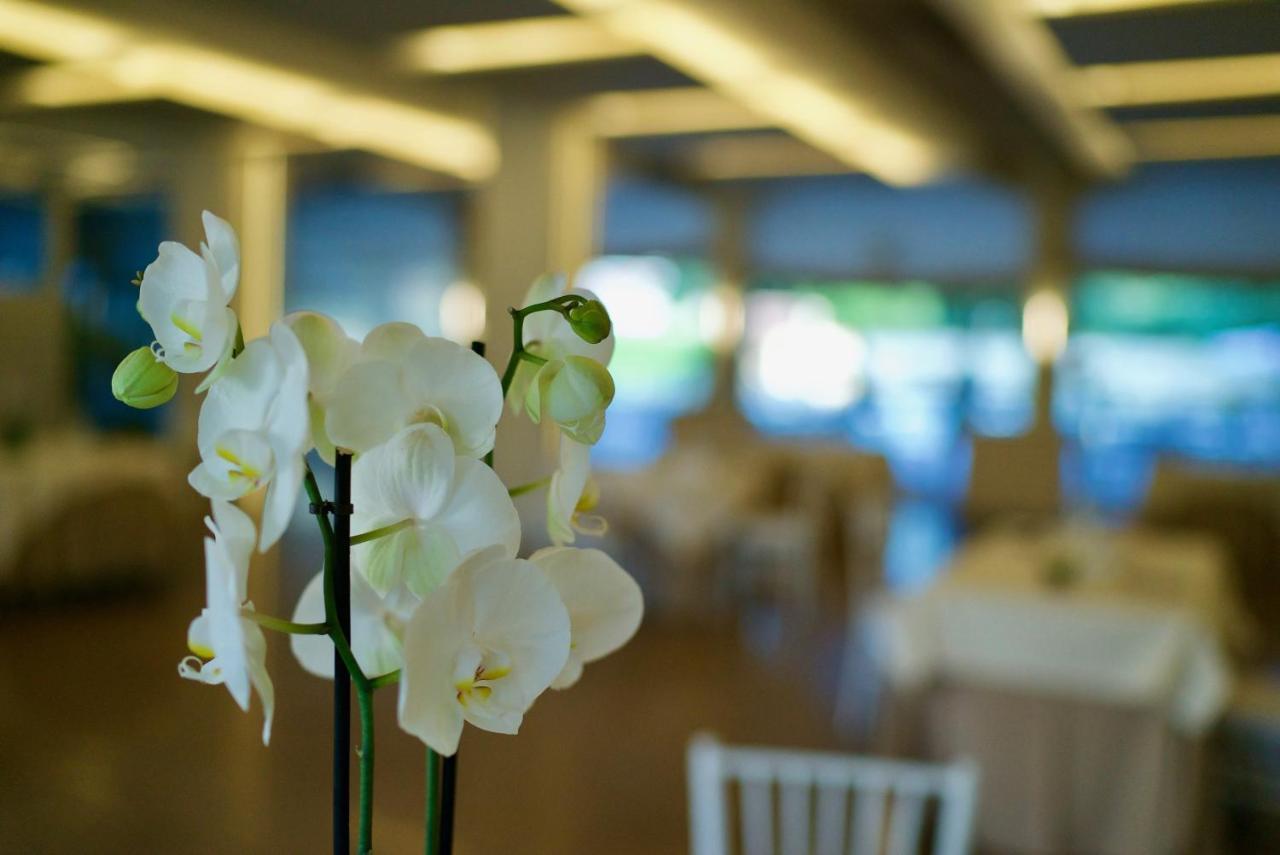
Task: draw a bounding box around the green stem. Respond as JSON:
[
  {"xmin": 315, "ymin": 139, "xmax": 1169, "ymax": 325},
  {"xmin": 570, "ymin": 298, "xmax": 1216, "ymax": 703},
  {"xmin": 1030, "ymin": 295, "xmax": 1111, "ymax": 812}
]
[
  {"xmin": 518, "ymin": 351, "xmax": 548, "ymax": 367},
  {"xmin": 508, "ymin": 477, "xmax": 551, "ymax": 498},
  {"xmin": 498, "ymin": 295, "xmax": 585, "ymax": 400},
  {"xmin": 351, "ymin": 518, "xmax": 413, "ymax": 545},
  {"xmin": 304, "ymin": 466, "xmax": 371, "ymax": 695},
  {"xmin": 356, "ymin": 684, "xmax": 375, "ymax": 855},
  {"xmin": 244, "ymin": 611, "xmax": 329, "ymax": 635},
  {"xmin": 369, "ymin": 670, "xmax": 401, "ymax": 690},
  {"xmin": 424, "ymin": 749, "xmax": 442, "ymax": 855}
]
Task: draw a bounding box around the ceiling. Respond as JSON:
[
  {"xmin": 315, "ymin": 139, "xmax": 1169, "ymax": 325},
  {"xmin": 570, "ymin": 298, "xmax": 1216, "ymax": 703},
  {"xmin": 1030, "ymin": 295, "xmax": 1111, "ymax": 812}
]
[{"xmin": 0, "ymin": 0, "xmax": 1276, "ymax": 192}]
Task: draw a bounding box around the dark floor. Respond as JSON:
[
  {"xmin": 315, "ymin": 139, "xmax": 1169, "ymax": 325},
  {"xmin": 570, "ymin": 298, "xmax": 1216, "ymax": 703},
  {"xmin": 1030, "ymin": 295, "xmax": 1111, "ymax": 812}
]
[{"xmin": 0, "ymin": 568, "xmax": 841, "ymax": 854}]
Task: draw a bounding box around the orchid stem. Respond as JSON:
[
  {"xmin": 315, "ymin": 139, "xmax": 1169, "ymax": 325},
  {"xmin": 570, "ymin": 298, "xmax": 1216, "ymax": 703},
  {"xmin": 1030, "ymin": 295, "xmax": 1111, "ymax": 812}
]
[
  {"xmin": 498, "ymin": 295, "xmax": 585, "ymax": 400},
  {"xmin": 507, "ymin": 477, "xmax": 551, "ymax": 498},
  {"xmin": 304, "ymin": 461, "xmax": 375, "ymax": 855},
  {"xmin": 351, "ymin": 518, "xmax": 413, "ymax": 545},
  {"xmin": 356, "ymin": 683, "xmax": 375, "ymax": 855},
  {"xmin": 424, "ymin": 749, "xmax": 442, "ymax": 855},
  {"xmin": 369, "ymin": 670, "xmax": 400, "ymax": 690},
  {"xmin": 244, "ymin": 612, "xmax": 329, "ymax": 635}
]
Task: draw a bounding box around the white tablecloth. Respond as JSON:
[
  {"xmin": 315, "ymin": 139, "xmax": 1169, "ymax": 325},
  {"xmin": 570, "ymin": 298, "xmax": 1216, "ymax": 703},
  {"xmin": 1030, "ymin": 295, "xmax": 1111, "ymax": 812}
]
[{"xmin": 870, "ymin": 525, "xmax": 1249, "ymax": 735}]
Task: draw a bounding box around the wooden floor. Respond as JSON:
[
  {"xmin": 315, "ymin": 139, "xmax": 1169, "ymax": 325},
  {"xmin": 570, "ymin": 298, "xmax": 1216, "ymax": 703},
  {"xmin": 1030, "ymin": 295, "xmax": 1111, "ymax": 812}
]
[{"xmin": 0, "ymin": 565, "xmax": 842, "ymax": 854}]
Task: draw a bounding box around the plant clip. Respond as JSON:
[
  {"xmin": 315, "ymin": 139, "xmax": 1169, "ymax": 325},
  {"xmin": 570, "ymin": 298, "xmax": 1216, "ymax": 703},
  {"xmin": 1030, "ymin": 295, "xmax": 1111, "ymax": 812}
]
[{"xmin": 309, "ymin": 500, "xmax": 354, "ymax": 516}]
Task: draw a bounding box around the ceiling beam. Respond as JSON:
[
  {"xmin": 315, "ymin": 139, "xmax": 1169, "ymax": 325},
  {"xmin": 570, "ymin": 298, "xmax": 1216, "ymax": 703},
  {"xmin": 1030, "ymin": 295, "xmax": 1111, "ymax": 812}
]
[
  {"xmin": 1026, "ymin": 0, "xmax": 1223, "ymax": 17},
  {"xmin": 586, "ymin": 87, "xmax": 769, "ymax": 137},
  {"xmin": 0, "ymin": 0, "xmax": 498, "ymax": 180},
  {"xmin": 395, "ymin": 17, "xmax": 642, "ymax": 74},
  {"xmin": 926, "ymin": 0, "xmax": 1133, "ymax": 178},
  {"xmin": 552, "ymin": 0, "xmax": 975, "ymax": 186},
  {"xmin": 1079, "ymin": 53, "xmax": 1280, "ymax": 107},
  {"xmin": 683, "ymin": 134, "xmax": 851, "ymax": 180},
  {"xmin": 1126, "ymin": 114, "xmax": 1280, "ymax": 160}
]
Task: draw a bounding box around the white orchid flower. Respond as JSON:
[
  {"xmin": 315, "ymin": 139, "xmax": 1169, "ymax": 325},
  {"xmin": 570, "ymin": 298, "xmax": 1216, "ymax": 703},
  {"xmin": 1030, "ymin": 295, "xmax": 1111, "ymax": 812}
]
[
  {"xmin": 138, "ymin": 211, "xmax": 240, "ymax": 383},
  {"xmin": 289, "ymin": 564, "xmax": 409, "ymax": 681},
  {"xmin": 352, "ymin": 423, "xmax": 520, "ymax": 599},
  {"xmin": 282, "ymin": 311, "xmax": 359, "ymax": 465},
  {"xmin": 547, "ymin": 435, "xmax": 606, "ymax": 547},
  {"xmin": 178, "ymin": 501, "xmax": 274, "ymax": 744},
  {"xmin": 530, "ymin": 547, "xmax": 643, "ymax": 689},
  {"xmin": 188, "ymin": 321, "xmax": 310, "ymax": 551},
  {"xmin": 397, "ymin": 546, "xmax": 570, "ymax": 756},
  {"xmin": 325, "ymin": 323, "xmax": 501, "ymax": 458}
]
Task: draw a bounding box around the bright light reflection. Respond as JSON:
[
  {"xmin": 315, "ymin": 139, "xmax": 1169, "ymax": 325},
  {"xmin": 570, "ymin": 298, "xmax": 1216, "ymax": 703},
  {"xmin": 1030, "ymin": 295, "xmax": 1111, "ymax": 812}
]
[
  {"xmin": 1022, "ymin": 289, "xmax": 1069, "ymax": 363},
  {"xmin": 697, "ymin": 284, "xmax": 744, "ymax": 352},
  {"xmin": 753, "ymin": 297, "xmax": 865, "ymax": 411},
  {"xmin": 578, "ymin": 256, "xmax": 676, "ymax": 340},
  {"xmin": 439, "ymin": 280, "xmax": 487, "ymax": 343}
]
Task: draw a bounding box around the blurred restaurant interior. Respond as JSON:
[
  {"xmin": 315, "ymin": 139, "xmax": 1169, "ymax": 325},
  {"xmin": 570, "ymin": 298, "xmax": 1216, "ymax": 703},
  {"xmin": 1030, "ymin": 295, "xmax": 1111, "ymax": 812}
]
[{"xmin": 2, "ymin": 0, "xmax": 1280, "ymax": 852}]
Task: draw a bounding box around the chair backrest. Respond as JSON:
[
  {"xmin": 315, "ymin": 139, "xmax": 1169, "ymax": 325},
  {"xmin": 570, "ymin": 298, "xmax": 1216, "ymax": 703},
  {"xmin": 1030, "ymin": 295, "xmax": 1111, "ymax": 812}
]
[{"xmin": 688, "ymin": 734, "xmax": 978, "ymax": 855}]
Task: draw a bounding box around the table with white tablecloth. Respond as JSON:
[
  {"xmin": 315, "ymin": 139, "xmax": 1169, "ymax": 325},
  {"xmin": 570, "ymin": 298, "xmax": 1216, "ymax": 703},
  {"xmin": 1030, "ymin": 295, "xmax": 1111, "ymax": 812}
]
[{"xmin": 867, "ymin": 524, "xmax": 1252, "ymax": 855}]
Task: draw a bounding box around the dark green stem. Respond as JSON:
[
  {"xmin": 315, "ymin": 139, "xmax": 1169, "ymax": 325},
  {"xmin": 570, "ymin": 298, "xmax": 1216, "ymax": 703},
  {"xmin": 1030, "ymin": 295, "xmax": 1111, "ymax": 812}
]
[
  {"xmin": 424, "ymin": 750, "xmax": 442, "ymax": 855},
  {"xmin": 356, "ymin": 684, "xmax": 375, "ymax": 855}
]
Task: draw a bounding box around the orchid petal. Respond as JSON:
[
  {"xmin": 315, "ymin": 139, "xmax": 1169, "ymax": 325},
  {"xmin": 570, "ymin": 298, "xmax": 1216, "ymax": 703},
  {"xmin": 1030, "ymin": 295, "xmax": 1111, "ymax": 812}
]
[
  {"xmin": 201, "ymin": 210, "xmax": 240, "ymax": 301},
  {"xmin": 401, "ymin": 338, "xmax": 502, "ymax": 459},
  {"xmin": 361, "ymin": 322, "xmax": 427, "ymax": 363},
  {"xmin": 397, "ymin": 550, "xmax": 569, "ymax": 756},
  {"xmin": 531, "ymin": 547, "xmax": 643, "ymax": 689},
  {"xmin": 284, "ymin": 311, "xmax": 359, "ymax": 401},
  {"xmin": 351, "ymin": 424, "xmax": 455, "ymax": 524},
  {"xmin": 289, "ymin": 569, "xmax": 406, "ymax": 680},
  {"xmin": 548, "ymin": 436, "xmax": 592, "ymax": 546},
  {"xmin": 325, "ymin": 360, "xmax": 409, "ymax": 455}
]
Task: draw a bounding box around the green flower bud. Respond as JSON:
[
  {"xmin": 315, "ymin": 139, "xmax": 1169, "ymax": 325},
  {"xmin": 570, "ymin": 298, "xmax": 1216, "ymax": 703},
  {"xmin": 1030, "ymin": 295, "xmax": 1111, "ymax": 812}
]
[
  {"xmin": 112, "ymin": 346, "xmax": 179, "ymax": 409},
  {"xmin": 526, "ymin": 356, "xmax": 615, "ymax": 445},
  {"xmin": 567, "ymin": 300, "xmax": 612, "ymax": 344}
]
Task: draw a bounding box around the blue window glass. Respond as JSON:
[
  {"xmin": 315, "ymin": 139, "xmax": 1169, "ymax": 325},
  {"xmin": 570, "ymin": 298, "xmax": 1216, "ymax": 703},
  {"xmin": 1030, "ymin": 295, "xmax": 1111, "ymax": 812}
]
[
  {"xmin": 286, "ymin": 186, "xmax": 463, "ymax": 338},
  {"xmin": 0, "ymin": 193, "xmax": 44, "ymax": 293},
  {"xmin": 1058, "ymin": 270, "xmax": 1280, "ymax": 512},
  {"xmin": 67, "ymin": 196, "xmax": 167, "ymax": 432},
  {"xmin": 578, "ymin": 255, "xmax": 719, "ymax": 469}
]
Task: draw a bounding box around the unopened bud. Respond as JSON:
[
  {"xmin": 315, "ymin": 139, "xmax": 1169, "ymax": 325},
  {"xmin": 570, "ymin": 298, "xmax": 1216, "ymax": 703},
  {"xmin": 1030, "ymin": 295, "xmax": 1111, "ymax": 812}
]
[
  {"xmin": 112, "ymin": 346, "xmax": 179, "ymax": 409},
  {"xmin": 567, "ymin": 300, "xmax": 612, "ymax": 344}
]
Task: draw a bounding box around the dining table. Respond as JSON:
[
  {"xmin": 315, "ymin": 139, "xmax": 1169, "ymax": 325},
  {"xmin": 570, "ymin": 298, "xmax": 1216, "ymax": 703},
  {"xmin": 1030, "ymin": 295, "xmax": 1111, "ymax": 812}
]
[{"xmin": 867, "ymin": 521, "xmax": 1255, "ymax": 855}]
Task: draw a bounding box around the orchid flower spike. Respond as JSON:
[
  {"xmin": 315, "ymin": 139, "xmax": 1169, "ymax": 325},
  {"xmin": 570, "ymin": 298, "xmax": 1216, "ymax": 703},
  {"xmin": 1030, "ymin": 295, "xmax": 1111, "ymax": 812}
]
[
  {"xmin": 506, "ymin": 274, "xmax": 615, "ymax": 419},
  {"xmin": 188, "ymin": 321, "xmax": 310, "ymax": 551},
  {"xmin": 325, "ymin": 323, "xmax": 502, "ymax": 458},
  {"xmin": 178, "ymin": 501, "xmax": 274, "ymax": 744},
  {"xmin": 351, "ymin": 423, "xmax": 520, "ymax": 600},
  {"xmin": 138, "ymin": 211, "xmax": 240, "ymax": 386},
  {"xmin": 397, "ymin": 546, "xmax": 571, "ymax": 756}
]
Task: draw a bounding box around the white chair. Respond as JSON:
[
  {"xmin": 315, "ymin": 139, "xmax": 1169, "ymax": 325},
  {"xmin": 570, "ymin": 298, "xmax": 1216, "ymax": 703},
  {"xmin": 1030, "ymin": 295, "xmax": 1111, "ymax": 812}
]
[{"xmin": 688, "ymin": 734, "xmax": 978, "ymax": 855}]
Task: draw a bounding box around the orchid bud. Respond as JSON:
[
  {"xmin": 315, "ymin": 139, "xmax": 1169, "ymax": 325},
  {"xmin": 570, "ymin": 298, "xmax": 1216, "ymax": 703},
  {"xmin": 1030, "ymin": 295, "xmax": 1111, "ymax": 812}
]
[
  {"xmin": 567, "ymin": 300, "xmax": 612, "ymax": 344},
  {"xmin": 112, "ymin": 346, "xmax": 179, "ymax": 409},
  {"xmin": 528, "ymin": 356, "xmax": 615, "ymax": 445}
]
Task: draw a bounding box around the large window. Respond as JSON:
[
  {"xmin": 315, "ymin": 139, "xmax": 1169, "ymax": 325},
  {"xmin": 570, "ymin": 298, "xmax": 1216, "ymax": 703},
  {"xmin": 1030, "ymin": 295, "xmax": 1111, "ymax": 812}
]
[
  {"xmin": 1058, "ymin": 270, "xmax": 1280, "ymax": 511},
  {"xmin": 737, "ymin": 280, "xmax": 1035, "ymax": 497},
  {"xmin": 286, "ymin": 186, "xmax": 467, "ymax": 340},
  {"xmin": 66, "ymin": 196, "xmax": 168, "ymax": 432},
  {"xmin": 576, "ymin": 255, "xmax": 719, "ymax": 468},
  {"xmin": 0, "ymin": 194, "xmax": 44, "ymax": 293}
]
